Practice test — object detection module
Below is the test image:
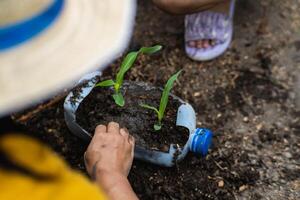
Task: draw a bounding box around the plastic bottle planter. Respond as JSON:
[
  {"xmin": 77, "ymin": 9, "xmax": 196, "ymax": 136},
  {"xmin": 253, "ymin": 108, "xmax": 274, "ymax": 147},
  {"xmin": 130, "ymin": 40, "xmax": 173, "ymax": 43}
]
[{"xmin": 64, "ymin": 71, "xmax": 213, "ymax": 167}]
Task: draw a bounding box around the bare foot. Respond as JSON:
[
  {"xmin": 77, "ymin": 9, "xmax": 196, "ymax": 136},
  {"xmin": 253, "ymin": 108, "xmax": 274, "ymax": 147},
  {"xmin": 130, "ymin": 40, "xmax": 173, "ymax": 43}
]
[{"xmin": 187, "ymin": 0, "xmax": 231, "ymax": 49}]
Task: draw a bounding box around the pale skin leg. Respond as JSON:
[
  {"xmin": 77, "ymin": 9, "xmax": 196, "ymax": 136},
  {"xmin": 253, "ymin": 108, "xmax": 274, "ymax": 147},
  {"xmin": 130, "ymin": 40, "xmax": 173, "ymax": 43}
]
[
  {"xmin": 84, "ymin": 122, "xmax": 138, "ymax": 200},
  {"xmin": 152, "ymin": 0, "xmax": 231, "ymax": 49}
]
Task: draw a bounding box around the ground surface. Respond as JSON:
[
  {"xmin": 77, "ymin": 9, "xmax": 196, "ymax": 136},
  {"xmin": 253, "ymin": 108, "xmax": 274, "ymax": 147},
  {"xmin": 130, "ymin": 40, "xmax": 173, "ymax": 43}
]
[{"xmin": 15, "ymin": 0, "xmax": 300, "ymax": 199}]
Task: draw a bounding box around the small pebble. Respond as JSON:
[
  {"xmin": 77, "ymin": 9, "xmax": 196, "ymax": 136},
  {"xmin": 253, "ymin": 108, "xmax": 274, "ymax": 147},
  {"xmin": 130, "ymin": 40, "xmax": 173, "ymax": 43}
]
[
  {"xmin": 256, "ymin": 123, "xmax": 263, "ymax": 131},
  {"xmin": 218, "ymin": 180, "xmax": 224, "ymax": 187},
  {"xmin": 194, "ymin": 92, "xmax": 201, "ymax": 97},
  {"xmin": 243, "ymin": 117, "xmax": 249, "ymax": 123},
  {"xmin": 239, "ymin": 185, "xmax": 248, "ymax": 192},
  {"xmin": 197, "ymin": 121, "xmax": 203, "ymax": 126},
  {"xmin": 283, "ymin": 152, "xmax": 292, "ymax": 159}
]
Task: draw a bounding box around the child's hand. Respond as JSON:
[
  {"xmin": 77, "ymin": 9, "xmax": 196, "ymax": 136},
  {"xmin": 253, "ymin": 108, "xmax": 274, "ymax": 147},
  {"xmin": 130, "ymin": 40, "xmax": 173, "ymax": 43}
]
[{"xmin": 84, "ymin": 122, "xmax": 135, "ymax": 179}]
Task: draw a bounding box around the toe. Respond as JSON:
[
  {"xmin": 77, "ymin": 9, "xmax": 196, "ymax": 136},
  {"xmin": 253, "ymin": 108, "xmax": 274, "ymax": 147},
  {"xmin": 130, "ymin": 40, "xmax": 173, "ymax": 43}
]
[
  {"xmin": 210, "ymin": 39, "xmax": 216, "ymax": 46},
  {"xmin": 188, "ymin": 40, "xmax": 196, "ymax": 47},
  {"xmin": 196, "ymin": 40, "xmax": 203, "ymax": 48},
  {"xmin": 203, "ymin": 40, "xmax": 210, "ymax": 48}
]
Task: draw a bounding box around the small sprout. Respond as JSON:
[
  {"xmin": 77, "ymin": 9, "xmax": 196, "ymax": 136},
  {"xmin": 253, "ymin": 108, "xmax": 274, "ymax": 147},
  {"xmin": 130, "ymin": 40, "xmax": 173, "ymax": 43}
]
[
  {"xmin": 140, "ymin": 70, "xmax": 182, "ymax": 131},
  {"xmin": 95, "ymin": 45, "xmax": 162, "ymax": 106}
]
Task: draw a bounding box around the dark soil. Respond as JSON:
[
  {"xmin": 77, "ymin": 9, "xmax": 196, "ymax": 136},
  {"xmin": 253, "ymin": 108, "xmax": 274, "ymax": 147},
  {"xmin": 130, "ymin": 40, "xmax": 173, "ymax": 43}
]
[
  {"xmin": 14, "ymin": 103, "xmax": 260, "ymax": 200},
  {"xmin": 76, "ymin": 81, "xmax": 189, "ymax": 151},
  {"xmin": 13, "ymin": 0, "xmax": 300, "ymax": 199}
]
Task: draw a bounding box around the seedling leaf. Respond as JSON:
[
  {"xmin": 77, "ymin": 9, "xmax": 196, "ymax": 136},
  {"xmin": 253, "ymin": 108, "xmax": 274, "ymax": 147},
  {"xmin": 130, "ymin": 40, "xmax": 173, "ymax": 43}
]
[
  {"xmin": 139, "ymin": 45, "xmax": 162, "ymax": 54},
  {"xmin": 154, "ymin": 123, "xmax": 162, "ymax": 131},
  {"xmin": 96, "ymin": 45, "xmax": 162, "ymax": 107},
  {"xmin": 158, "ymin": 70, "xmax": 182, "ymax": 121},
  {"xmin": 140, "ymin": 104, "xmax": 160, "ymax": 116},
  {"xmin": 113, "ymin": 93, "xmax": 125, "ymax": 107},
  {"xmin": 95, "ymin": 79, "xmax": 115, "ymax": 87},
  {"xmin": 116, "ymin": 52, "xmax": 138, "ymax": 89},
  {"xmin": 139, "ymin": 70, "xmax": 182, "ymax": 131},
  {"xmin": 114, "ymin": 83, "xmax": 120, "ymax": 91},
  {"xmin": 116, "ymin": 45, "xmax": 162, "ymax": 90}
]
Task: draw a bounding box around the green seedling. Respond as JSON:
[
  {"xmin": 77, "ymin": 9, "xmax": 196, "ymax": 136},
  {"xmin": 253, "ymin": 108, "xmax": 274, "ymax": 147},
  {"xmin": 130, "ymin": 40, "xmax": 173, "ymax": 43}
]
[
  {"xmin": 95, "ymin": 45, "xmax": 162, "ymax": 106},
  {"xmin": 140, "ymin": 70, "xmax": 182, "ymax": 131}
]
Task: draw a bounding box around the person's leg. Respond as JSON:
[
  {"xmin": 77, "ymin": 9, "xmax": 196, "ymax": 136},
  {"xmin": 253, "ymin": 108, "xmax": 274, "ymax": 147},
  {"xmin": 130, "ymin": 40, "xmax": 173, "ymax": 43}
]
[{"xmin": 152, "ymin": 0, "xmax": 227, "ymax": 15}]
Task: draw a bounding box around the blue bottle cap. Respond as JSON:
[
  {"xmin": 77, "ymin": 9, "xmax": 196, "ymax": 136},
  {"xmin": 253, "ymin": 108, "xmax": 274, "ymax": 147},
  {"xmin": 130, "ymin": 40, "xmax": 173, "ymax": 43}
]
[{"xmin": 189, "ymin": 128, "xmax": 213, "ymax": 156}]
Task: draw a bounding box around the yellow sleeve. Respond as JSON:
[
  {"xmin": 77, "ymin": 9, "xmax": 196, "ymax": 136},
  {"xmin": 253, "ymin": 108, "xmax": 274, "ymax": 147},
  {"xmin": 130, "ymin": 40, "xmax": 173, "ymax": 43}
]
[{"xmin": 0, "ymin": 134, "xmax": 107, "ymax": 200}]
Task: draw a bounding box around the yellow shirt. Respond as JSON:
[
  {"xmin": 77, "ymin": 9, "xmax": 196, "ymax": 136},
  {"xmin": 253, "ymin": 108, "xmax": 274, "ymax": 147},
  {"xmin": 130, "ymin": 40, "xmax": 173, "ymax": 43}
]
[{"xmin": 0, "ymin": 134, "xmax": 107, "ymax": 200}]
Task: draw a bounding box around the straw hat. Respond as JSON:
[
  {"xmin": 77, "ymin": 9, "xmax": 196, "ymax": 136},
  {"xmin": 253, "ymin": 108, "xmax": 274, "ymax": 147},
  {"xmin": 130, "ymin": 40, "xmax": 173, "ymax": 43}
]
[{"xmin": 0, "ymin": 0, "xmax": 136, "ymax": 116}]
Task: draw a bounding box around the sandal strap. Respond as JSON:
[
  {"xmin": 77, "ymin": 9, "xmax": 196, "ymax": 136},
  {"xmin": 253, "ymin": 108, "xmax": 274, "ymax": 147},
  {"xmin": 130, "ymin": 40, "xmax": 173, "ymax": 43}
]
[
  {"xmin": 229, "ymin": 0, "xmax": 236, "ymax": 20},
  {"xmin": 185, "ymin": 0, "xmax": 235, "ymax": 42},
  {"xmin": 185, "ymin": 12, "xmax": 232, "ymax": 42}
]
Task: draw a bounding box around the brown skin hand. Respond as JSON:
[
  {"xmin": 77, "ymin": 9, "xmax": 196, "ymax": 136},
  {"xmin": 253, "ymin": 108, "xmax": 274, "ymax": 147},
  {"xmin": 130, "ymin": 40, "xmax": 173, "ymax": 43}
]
[{"xmin": 84, "ymin": 122, "xmax": 138, "ymax": 200}]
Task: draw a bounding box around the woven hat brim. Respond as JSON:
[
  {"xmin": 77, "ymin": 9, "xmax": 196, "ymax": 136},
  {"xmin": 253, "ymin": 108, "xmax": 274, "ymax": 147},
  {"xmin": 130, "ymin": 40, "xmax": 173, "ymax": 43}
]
[{"xmin": 0, "ymin": 0, "xmax": 136, "ymax": 116}]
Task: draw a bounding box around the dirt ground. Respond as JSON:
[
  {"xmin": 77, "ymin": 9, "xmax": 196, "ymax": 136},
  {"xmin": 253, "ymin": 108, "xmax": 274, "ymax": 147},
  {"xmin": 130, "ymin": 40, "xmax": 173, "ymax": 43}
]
[{"xmin": 15, "ymin": 0, "xmax": 300, "ymax": 199}]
